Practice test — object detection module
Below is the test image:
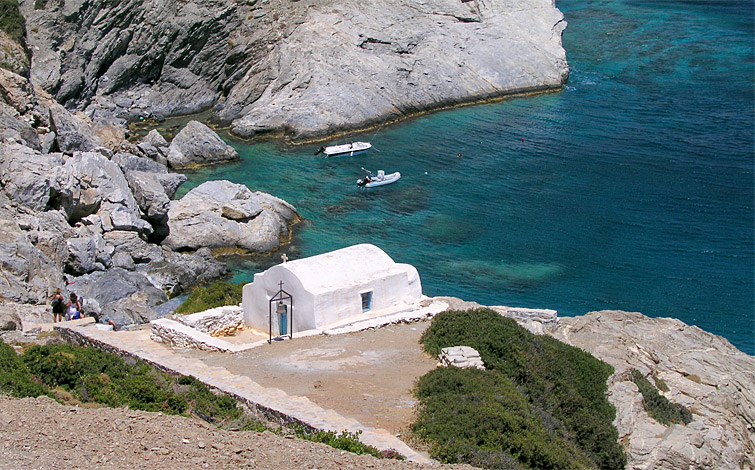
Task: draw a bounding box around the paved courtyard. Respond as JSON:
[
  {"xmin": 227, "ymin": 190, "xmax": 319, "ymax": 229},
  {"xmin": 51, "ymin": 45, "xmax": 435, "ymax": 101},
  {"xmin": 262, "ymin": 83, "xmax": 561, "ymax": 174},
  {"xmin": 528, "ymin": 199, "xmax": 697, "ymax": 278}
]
[{"xmin": 183, "ymin": 321, "xmax": 438, "ymax": 436}]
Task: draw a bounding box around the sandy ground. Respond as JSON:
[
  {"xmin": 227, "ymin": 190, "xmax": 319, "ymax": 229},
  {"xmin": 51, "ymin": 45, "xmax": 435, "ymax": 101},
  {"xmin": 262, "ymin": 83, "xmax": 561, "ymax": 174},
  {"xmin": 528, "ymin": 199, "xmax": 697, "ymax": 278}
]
[
  {"xmin": 184, "ymin": 321, "xmax": 438, "ymax": 437},
  {"xmin": 0, "ymin": 395, "xmax": 476, "ymax": 470}
]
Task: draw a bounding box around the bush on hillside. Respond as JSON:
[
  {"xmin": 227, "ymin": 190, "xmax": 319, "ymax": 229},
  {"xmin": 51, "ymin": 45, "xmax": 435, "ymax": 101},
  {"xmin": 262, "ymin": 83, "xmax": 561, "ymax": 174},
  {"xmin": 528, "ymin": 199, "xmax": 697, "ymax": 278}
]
[
  {"xmin": 0, "ymin": 0, "xmax": 25, "ymax": 43},
  {"xmin": 414, "ymin": 308, "xmax": 627, "ymax": 470},
  {"xmin": 18, "ymin": 343, "xmax": 240, "ymax": 420},
  {"xmin": 175, "ymin": 281, "xmax": 244, "ymax": 314},
  {"xmin": 630, "ymin": 369, "xmax": 692, "ymax": 425},
  {"xmin": 414, "ymin": 367, "xmax": 593, "ymax": 470},
  {"xmin": 0, "ymin": 340, "xmax": 51, "ymax": 398}
]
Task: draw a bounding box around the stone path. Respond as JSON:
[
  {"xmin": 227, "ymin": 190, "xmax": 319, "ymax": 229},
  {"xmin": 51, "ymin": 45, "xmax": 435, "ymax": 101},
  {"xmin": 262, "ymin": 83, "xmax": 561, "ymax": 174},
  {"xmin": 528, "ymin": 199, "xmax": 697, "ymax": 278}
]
[{"xmin": 55, "ymin": 322, "xmax": 435, "ymax": 464}]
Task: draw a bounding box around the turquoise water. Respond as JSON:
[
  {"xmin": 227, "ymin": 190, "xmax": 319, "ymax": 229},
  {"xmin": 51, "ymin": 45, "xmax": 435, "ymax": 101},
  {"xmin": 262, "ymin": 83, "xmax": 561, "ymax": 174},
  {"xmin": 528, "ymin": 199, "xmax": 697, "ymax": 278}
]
[{"xmin": 180, "ymin": 0, "xmax": 754, "ymax": 354}]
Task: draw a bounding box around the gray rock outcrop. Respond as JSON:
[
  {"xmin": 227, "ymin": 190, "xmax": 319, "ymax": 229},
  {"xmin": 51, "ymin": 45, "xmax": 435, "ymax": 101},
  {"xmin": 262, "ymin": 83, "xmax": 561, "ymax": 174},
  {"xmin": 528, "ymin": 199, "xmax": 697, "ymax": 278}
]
[
  {"xmin": 21, "ymin": 0, "xmax": 568, "ymax": 140},
  {"xmin": 163, "ymin": 180, "xmax": 300, "ymax": 253},
  {"xmin": 48, "ymin": 104, "xmax": 102, "ymax": 153},
  {"xmin": 224, "ymin": 0, "xmax": 569, "ymax": 140},
  {"xmin": 551, "ymin": 310, "xmax": 755, "ymax": 470},
  {"xmin": 0, "ymin": 142, "xmax": 62, "ymax": 211},
  {"xmin": 0, "ymin": 67, "xmax": 299, "ymax": 330},
  {"xmin": 0, "ymin": 199, "xmax": 64, "ymax": 305},
  {"xmin": 165, "ymin": 120, "xmax": 239, "ymax": 169}
]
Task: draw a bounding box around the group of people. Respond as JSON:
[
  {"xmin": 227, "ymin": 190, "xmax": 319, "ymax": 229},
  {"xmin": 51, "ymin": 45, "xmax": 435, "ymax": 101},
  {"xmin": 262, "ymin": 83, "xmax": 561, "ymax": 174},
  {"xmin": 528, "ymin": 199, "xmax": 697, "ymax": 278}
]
[{"xmin": 51, "ymin": 288, "xmax": 84, "ymax": 323}]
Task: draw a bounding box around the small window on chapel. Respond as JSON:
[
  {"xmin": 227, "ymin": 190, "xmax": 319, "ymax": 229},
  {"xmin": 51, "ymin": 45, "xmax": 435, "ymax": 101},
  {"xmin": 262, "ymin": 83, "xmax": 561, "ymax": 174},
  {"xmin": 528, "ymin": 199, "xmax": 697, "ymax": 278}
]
[{"xmin": 361, "ymin": 291, "xmax": 373, "ymax": 312}]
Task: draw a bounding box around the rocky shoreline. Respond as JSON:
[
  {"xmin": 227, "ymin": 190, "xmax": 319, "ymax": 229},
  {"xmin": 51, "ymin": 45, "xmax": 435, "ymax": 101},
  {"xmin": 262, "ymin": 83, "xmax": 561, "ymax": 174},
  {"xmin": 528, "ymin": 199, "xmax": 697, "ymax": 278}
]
[
  {"xmin": 16, "ymin": 0, "xmax": 568, "ymax": 141},
  {"xmin": 0, "ymin": 64, "xmax": 300, "ymax": 327},
  {"xmin": 1, "ymin": 1, "xmax": 753, "ymax": 469}
]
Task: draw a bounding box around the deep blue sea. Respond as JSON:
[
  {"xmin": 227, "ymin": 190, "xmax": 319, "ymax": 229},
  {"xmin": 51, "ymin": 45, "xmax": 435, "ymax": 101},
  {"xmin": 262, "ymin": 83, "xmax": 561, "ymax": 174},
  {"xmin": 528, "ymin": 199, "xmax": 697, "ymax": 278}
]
[{"xmin": 179, "ymin": 0, "xmax": 755, "ymax": 354}]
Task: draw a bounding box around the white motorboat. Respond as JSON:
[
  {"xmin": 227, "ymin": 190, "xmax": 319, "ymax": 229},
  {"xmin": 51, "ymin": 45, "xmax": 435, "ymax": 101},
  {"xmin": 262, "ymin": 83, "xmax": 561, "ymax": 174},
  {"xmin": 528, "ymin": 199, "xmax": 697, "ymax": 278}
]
[
  {"xmin": 316, "ymin": 141, "xmax": 372, "ymax": 157},
  {"xmin": 357, "ymin": 169, "xmax": 401, "ymax": 188}
]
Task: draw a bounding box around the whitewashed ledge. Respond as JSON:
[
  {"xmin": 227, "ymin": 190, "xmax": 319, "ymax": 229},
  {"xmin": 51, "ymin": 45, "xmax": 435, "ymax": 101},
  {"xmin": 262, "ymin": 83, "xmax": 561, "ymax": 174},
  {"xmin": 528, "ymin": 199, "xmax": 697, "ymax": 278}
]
[
  {"xmin": 150, "ymin": 305, "xmax": 265, "ymax": 353},
  {"xmin": 149, "ymin": 299, "xmax": 558, "ymax": 352},
  {"xmin": 175, "ymin": 305, "xmax": 244, "ymax": 336}
]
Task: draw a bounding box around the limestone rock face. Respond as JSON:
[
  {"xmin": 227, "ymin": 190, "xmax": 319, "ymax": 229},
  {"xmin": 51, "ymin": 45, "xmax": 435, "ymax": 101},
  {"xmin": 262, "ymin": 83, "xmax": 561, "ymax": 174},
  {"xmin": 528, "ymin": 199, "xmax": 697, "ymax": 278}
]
[
  {"xmin": 162, "ymin": 180, "xmax": 299, "ymax": 253},
  {"xmin": 22, "ymin": 0, "xmax": 239, "ymax": 119},
  {"xmin": 0, "ymin": 142, "xmax": 63, "ymax": 211},
  {"xmin": 165, "ymin": 121, "xmax": 239, "ymax": 169},
  {"xmin": 49, "ymin": 104, "xmax": 102, "ymax": 153},
  {"xmin": 0, "ymin": 203, "xmax": 63, "ymax": 304},
  {"xmin": 550, "ymin": 310, "xmax": 755, "ymax": 470},
  {"xmin": 225, "ymin": 0, "xmax": 568, "ymax": 139},
  {"xmin": 22, "ymin": 0, "xmax": 568, "ymax": 139}
]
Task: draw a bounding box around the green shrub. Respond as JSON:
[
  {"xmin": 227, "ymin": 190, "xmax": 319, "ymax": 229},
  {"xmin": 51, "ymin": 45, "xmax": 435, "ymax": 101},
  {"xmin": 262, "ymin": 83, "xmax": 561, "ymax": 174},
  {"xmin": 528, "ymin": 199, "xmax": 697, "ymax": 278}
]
[
  {"xmin": 294, "ymin": 427, "xmax": 383, "ymax": 458},
  {"xmin": 20, "ymin": 344, "xmax": 238, "ymax": 420},
  {"xmin": 415, "ymin": 309, "xmax": 627, "ymax": 470},
  {"xmin": 179, "ymin": 375, "xmax": 241, "ymax": 423},
  {"xmin": 175, "ymin": 281, "xmax": 244, "ymax": 314},
  {"xmin": 0, "ymin": 0, "xmax": 25, "ymax": 43},
  {"xmin": 413, "ymin": 367, "xmax": 592, "ymax": 470},
  {"xmin": 630, "ymin": 369, "xmax": 692, "ymax": 426},
  {"xmin": 0, "ymin": 340, "xmax": 50, "ymax": 398}
]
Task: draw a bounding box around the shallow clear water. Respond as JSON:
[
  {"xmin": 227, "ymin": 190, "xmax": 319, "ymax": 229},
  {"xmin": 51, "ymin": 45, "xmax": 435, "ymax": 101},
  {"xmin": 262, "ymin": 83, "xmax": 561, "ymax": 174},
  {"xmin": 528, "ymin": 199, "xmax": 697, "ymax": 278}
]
[{"xmin": 180, "ymin": 0, "xmax": 754, "ymax": 354}]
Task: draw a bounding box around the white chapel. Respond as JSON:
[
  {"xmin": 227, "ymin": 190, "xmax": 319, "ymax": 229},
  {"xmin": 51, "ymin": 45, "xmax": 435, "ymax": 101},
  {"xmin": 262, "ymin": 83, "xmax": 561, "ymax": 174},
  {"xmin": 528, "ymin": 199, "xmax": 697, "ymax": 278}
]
[{"xmin": 242, "ymin": 244, "xmax": 422, "ymax": 335}]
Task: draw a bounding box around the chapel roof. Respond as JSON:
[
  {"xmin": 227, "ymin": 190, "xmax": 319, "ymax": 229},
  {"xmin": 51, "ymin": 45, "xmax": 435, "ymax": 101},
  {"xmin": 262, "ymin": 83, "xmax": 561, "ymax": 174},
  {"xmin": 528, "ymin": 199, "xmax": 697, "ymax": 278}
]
[{"xmin": 274, "ymin": 244, "xmax": 403, "ymax": 293}]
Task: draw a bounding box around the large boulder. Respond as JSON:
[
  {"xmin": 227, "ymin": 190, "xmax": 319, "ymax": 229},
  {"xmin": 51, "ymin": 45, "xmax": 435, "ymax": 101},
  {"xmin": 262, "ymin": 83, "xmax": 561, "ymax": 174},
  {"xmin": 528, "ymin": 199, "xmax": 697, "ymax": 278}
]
[
  {"xmin": 551, "ymin": 310, "xmax": 755, "ymax": 470},
  {"xmin": 0, "ymin": 142, "xmax": 63, "ymax": 211},
  {"xmin": 19, "ymin": 210, "xmax": 72, "ymax": 269},
  {"xmin": 103, "ymin": 230, "xmax": 164, "ymax": 266},
  {"xmin": 0, "ymin": 109, "xmax": 40, "ymax": 150},
  {"xmin": 123, "ymin": 170, "xmax": 171, "ymax": 240},
  {"xmin": 100, "ymin": 291, "xmax": 160, "ymax": 328},
  {"xmin": 162, "ymin": 180, "xmax": 299, "ymax": 253},
  {"xmin": 0, "ymin": 201, "xmax": 64, "ymax": 304},
  {"xmin": 48, "ymin": 104, "xmax": 102, "ymax": 153},
  {"xmin": 165, "ymin": 121, "xmax": 239, "ymax": 169},
  {"xmin": 68, "ymin": 268, "xmax": 167, "ymax": 317},
  {"xmin": 112, "ymin": 151, "xmax": 186, "ymax": 198},
  {"xmin": 56, "ymin": 151, "xmax": 152, "ymax": 234},
  {"xmin": 138, "ymin": 129, "xmax": 170, "ymax": 165}
]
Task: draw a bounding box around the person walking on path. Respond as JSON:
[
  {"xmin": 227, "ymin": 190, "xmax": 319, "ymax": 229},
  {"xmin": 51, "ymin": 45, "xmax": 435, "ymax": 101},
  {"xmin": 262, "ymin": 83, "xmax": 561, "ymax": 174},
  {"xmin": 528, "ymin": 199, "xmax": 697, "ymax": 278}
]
[{"xmin": 51, "ymin": 288, "xmax": 65, "ymax": 323}]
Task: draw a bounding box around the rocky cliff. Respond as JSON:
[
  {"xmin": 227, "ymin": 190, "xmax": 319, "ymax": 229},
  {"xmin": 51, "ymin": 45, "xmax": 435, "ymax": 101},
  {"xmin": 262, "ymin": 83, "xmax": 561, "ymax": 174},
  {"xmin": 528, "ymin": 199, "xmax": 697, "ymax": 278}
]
[
  {"xmin": 551, "ymin": 310, "xmax": 755, "ymax": 470},
  {"xmin": 19, "ymin": 0, "xmax": 568, "ymax": 140},
  {"xmin": 0, "ymin": 63, "xmax": 300, "ymax": 328}
]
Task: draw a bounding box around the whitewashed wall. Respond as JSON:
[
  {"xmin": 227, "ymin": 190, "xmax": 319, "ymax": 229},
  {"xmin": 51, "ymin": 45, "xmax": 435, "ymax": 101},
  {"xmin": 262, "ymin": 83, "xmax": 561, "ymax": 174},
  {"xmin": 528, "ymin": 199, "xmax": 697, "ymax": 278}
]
[{"xmin": 242, "ymin": 244, "xmax": 422, "ymax": 334}]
